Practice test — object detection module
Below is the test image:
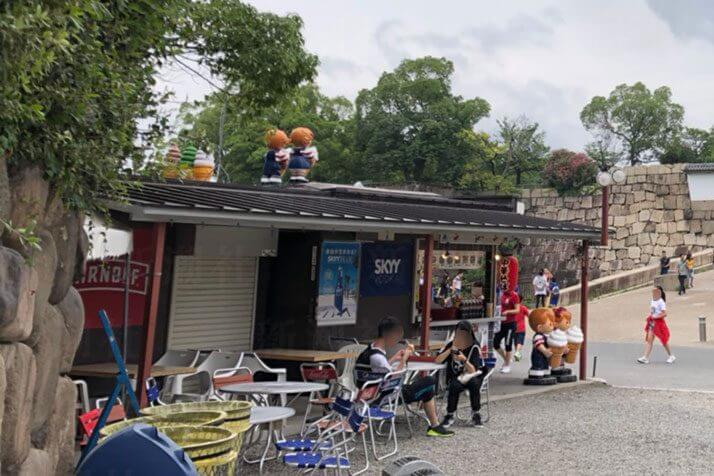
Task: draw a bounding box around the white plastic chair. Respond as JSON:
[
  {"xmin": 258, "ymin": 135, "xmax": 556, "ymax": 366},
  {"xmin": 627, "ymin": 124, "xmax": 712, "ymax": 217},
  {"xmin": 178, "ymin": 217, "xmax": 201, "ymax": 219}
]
[
  {"xmin": 155, "ymin": 349, "xmax": 200, "ymax": 367},
  {"xmin": 336, "ymin": 344, "xmax": 366, "ymax": 394},
  {"xmin": 237, "ymin": 352, "xmax": 287, "ymax": 405},
  {"xmin": 170, "ymin": 351, "xmax": 241, "ymax": 401}
]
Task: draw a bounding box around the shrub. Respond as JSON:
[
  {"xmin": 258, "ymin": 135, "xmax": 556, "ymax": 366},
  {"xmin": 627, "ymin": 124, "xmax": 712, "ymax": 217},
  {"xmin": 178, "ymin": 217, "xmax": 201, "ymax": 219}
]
[{"xmin": 543, "ymin": 149, "xmax": 598, "ymax": 195}]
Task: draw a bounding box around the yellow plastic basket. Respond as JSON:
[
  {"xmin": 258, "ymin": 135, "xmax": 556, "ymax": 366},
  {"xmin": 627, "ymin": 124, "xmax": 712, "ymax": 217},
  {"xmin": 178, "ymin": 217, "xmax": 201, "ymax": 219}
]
[
  {"xmin": 220, "ymin": 418, "xmax": 251, "ymax": 452},
  {"xmin": 156, "ymin": 410, "xmax": 226, "ymax": 427},
  {"xmin": 192, "ymin": 450, "xmax": 237, "ymax": 476},
  {"xmin": 159, "ymin": 425, "xmax": 236, "ymax": 459},
  {"xmin": 99, "ymin": 416, "xmax": 157, "ymax": 438},
  {"xmin": 142, "ymin": 401, "xmax": 252, "ymax": 420}
]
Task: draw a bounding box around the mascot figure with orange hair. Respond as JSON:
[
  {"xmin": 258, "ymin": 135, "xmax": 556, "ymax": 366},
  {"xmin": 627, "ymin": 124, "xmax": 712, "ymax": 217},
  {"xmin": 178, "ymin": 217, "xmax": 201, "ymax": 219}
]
[
  {"xmin": 262, "ymin": 129, "xmax": 290, "ymax": 184},
  {"xmin": 523, "ymin": 308, "xmax": 558, "ymax": 385},
  {"xmin": 287, "ymin": 127, "xmax": 319, "ymax": 183}
]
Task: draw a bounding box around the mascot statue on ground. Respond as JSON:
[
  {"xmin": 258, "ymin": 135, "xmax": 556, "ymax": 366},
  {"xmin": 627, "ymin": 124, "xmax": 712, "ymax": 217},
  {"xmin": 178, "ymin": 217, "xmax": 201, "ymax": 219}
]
[
  {"xmin": 523, "ymin": 308, "xmax": 557, "ymax": 385},
  {"xmin": 287, "ymin": 127, "xmax": 319, "ymax": 183},
  {"xmin": 548, "ymin": 307, "xmax": 577, "ymax": 383},
  {"xmin": 261, "ymin": 129, "xmax": 290, "ymax": 184}
]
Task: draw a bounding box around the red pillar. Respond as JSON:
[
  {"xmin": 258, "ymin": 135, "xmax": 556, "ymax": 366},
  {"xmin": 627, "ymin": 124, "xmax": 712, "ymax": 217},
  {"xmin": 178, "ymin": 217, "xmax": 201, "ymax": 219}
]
[
  {"xmin": 420, "ymin": 235, "xmax": 434, "ymax": 352},
  {"xmin": 136, "ymin": 222, "xmax": 167, "ymax": 408},
  {"xmin": 579, "ymin": 240, "xmax": 589, "ymax": 380},
  {"xmin": 601, "ymin": 186, "xmax": 609, "ymax": 246}
]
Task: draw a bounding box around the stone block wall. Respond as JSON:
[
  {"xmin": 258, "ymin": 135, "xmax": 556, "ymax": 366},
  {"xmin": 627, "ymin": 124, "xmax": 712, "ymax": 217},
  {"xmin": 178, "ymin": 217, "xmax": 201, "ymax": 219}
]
[
  {"xmin": 519, "ymin": 164, "xmax": 713, "ymax": 290},
  {"xmin": 0, "ymin": 157, "xmax": 86, "ymax": 475}
]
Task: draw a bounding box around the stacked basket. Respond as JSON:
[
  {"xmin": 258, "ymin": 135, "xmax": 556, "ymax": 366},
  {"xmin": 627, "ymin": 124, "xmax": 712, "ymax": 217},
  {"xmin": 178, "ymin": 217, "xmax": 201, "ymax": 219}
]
[{"xmin": 101, "ymin": 401, "xmax": 252, "ymax": 475}]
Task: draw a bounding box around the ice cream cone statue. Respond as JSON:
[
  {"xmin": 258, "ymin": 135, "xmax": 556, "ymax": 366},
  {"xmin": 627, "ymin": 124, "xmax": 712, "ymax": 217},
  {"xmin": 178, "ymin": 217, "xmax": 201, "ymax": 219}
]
[
  {"xmin": 261, "ymin": 129, "xmax": 290, "ymax": 184},
  {"xmin": 565, "ymin": 326, "xmax": 583, "ymax": 364},
  {"xmin": 547, "ymin": 329, "xmax": 568, "ymax": 367},
  {"xmin": 180, "ymin": 144, "xmax": 197, "ymax": 179},
  {"xmin": 193, "ymin": 150, "xmax": 215, "ymax": 181},
  {"xmin": 287, "ymin": 127, "xmax": 318, "ymax": 183},
  {"xmin": 523, "ymin": 308, "xmax": 557, "ymax": 385},
  {"xmin": 163, "ymin": 143, "xmax": 181, "ymax": 179}
]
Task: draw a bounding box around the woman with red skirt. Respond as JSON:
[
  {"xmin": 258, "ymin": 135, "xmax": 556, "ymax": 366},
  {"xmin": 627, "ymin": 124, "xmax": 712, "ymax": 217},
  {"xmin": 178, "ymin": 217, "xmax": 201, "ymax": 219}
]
[{"xmin": 637, "ymin": 286, "xmax": 676, "ymax": 364}]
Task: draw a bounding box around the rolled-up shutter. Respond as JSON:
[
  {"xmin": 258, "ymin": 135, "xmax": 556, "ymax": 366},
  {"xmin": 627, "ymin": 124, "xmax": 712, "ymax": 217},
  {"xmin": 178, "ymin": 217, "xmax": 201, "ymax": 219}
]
[{"xmin": 167, "ymin": 256, "xmax": 257, "ymax": 352}]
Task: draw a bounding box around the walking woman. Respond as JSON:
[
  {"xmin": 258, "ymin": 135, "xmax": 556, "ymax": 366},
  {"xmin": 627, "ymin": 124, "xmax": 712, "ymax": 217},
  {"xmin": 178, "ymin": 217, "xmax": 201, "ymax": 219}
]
[
  {"xmin": 637, "ymin": 286, "xmax": 676, "ymax": 364},
  {"xmin": 677, "ymin": 254, "xmax": 688, "ymax": 295},
  {"xmin": 686, "ymin": 252, "xmax": 695, "ymax": 288}
]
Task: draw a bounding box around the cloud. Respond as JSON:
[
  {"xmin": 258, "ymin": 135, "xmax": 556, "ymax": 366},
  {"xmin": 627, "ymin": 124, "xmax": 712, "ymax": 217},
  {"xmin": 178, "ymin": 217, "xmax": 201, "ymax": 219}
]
[
  {"xmin": 646, "ymin": 0, "xmax": 714, "ymax": 43},
  {"xmin": 466, "ymin": 14, "xmax": 554, "ymax": 50},
  {"xmin": 320, "ymin": 57, "xmax": 364, "ymax": 77}
]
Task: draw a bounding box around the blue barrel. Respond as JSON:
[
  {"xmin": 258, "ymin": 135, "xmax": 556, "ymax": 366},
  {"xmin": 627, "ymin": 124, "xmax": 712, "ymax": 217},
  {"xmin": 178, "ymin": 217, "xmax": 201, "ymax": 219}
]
[{"xmin": 77, "ymin": 423, "xmax": 197, "ymax": 476}]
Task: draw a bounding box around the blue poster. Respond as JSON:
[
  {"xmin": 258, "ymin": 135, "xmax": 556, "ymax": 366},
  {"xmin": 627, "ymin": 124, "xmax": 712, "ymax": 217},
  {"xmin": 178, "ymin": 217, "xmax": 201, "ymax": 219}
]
[
  {"xmin": 316, "ymin": 241, "xmax": 360, "ymax": 326},
  {"xmin": 360, "ymin": 242, "xmax": 414, "ymax": 298}
]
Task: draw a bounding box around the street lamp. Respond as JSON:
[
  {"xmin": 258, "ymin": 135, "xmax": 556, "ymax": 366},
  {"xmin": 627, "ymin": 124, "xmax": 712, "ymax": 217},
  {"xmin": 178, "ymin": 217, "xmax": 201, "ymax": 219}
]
[{"xmin": 596, "ymin": 167, "xmax": 626, "ymax": 246}]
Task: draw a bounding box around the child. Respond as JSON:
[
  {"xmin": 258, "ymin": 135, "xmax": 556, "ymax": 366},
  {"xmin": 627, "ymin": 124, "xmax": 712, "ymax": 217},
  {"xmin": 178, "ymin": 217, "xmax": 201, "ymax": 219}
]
[
  {"xmin": 436, "ymin": 320, "xmax": 486, "ymax": 427},
  {"xmin": 548, "ymin": 277, "xmax": 560, "ymax": 307},
  {"xmin": 513, "ymin": 295, "xmax": 529, "ymax": 362}
]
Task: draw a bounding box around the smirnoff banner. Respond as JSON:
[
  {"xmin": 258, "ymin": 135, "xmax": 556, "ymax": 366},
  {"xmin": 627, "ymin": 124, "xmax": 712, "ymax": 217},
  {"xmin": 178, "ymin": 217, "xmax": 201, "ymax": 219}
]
[{"xmin": 359, "ymin": 242, "xmax": 414, "ymax": 298}]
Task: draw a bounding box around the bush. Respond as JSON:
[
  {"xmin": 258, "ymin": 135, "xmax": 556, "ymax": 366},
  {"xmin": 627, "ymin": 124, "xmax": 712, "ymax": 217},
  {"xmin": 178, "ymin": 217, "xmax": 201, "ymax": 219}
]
[{"xmin": 543, "ymin": 149, "xmax": 598, "ymax": 195}]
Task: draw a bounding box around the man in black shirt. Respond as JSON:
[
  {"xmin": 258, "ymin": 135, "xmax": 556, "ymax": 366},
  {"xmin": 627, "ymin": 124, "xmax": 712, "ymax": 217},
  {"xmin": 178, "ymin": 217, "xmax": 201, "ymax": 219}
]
[{"xmin": 660, "ymin": 251, "xmax": 670, "ymax": 275}]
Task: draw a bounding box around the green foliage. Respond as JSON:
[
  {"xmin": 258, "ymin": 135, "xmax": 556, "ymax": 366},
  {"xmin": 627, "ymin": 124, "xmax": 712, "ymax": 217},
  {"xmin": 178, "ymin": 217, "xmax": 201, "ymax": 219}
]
[
  {"xmin": 1, "ymin": 219, "xmax": 42, "ymax": 257},
  {"xmin": 458, "ymin": 131, "xmax": 516, "ymax": 193},
  {"xmin": 354, "ymin": 57, "xmax": 490, "ymax": 185},
  {"xmin": 179, "ymin": 84, "xmax": 355, "ymax": 184},
  {"xmin": 580, "ymin": 82, "xmax": 684, "ymax": 165},
  {"xmin": 1, "ymin": 1, "xmax": 316, "ymax": 213},
  {"xmin": 496, "ymin": 116, "xmax": 549, "ymax": 186},
  {"xmin": 543, "ymin": 149, "xmax": 598, "ymax": 196},
  {"xmin": 660, "ymin": 127, "xmax": 714, "ymax": 164}
]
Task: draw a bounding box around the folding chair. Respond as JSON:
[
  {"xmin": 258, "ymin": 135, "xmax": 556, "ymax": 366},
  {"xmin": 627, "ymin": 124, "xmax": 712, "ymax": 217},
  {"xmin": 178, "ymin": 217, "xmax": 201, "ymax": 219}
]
[
  {"xmin": 444, "ymin": 367, "xmax": 495, "ymax": 424},
  {"xmin": 145, "ymin": 377, "xmax": 168, "ymax": 407},
  {"xmin": 299, "ymin": 362, "xmax": 339, "ymax": 433},
  {"xmin": 78, "ymin": 401, "xmax": 126, "ymax": 446},
  {"xmin": 280, "ymin": 382, "xmax": 378, "ymax": 475},
  {"xmin": 362, "ymin": 370, "xmax": 407, "ymax": 461}
]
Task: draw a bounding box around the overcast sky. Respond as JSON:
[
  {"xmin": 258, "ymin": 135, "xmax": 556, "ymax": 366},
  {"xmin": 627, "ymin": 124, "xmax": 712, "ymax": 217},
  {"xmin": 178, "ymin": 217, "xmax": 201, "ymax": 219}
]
[{"xmin": 157, "ymin": 0, "xmax": 714, "ymax": 150}]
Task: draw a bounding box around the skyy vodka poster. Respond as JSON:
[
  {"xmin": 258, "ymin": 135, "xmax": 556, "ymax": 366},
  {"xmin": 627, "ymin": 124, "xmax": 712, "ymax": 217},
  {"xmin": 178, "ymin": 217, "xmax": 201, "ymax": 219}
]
[{"xmin": 316, "ymin": 241, "xmax": 359, "ymax": 326}]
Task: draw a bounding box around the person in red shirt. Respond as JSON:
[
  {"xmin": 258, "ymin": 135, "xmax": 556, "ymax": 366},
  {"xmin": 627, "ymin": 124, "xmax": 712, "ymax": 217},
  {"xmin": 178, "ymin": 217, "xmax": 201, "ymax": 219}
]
[
  {"xmin": 494, "ymin": 289, "xmax": 520, "ymax": 373},
  {"xmin": 513, "ymin": 295, "xmax": 529, "ymax": 362}
]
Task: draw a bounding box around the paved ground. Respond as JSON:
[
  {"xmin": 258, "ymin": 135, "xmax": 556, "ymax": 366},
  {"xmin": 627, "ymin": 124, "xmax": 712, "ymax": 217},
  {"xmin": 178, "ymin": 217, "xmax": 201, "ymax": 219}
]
[
  {"xmin": 568, "ymin": 269, "xmax": 714, "ymax": 347},
  {"xmin": 252, "ymin": 384, "xmax": 714, "ymax": 475}
]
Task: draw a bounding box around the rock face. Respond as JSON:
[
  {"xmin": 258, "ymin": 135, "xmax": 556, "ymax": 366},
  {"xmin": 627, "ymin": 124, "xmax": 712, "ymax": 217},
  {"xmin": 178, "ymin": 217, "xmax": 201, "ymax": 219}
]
[
  {"xmin": 520, "ymin": 164, "xmax": 713, "ymax": 289},
  {"xmin": 0, "ymin": 161, "xmax": 86, "ymax": 475},
  {"xmin": 0, "ymin": 343, "xmax": 37, "ymax": 472},
  {"xmin": 0, "ymin": 247, "xmax": 37, "ymax": 342}
]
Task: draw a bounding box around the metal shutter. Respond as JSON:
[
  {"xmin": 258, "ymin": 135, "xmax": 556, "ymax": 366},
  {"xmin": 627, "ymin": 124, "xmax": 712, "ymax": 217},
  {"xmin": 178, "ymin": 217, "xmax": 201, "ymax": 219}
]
[{"xmin": 167, "ymin": 256, "xmax": 257, "ymax": 352}]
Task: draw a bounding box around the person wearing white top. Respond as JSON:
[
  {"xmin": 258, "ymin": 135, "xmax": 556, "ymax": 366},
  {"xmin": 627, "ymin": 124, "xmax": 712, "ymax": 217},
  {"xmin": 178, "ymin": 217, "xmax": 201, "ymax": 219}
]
[
  {"xmin": 637, "ymin": 286, "xmax": 676, "ymax": 364},
  {"xmin": 532, "ymin": 269, "xmax": 548, "ymax": 307}
]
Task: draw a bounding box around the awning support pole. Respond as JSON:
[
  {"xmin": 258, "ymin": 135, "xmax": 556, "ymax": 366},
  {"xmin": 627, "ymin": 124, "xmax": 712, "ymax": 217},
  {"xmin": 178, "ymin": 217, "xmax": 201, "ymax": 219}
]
[
  {"xmin": 136, "ymin": 222, "xmax": 167, "ymax": 408},
  {"xmin": 601, "ymin": 186, "xmax": 609, "ymax": 246},
  {"xmin": 420, "ymin": 235, "xmax": 434, "ymax": 352},
  {"xmin": 579, "ymin": 240, "xmax": 589, "ymax": 380}
]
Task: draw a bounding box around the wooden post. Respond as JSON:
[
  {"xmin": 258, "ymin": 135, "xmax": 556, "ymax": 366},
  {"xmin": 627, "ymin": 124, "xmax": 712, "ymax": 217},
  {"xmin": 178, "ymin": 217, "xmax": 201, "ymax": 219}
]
[
  {"xmin": 601, "ymin": 186, "xmax": 609, "ymax": 246},
  {"xmin": 135, "ymin": 222, "xmax": 167, "ymax": 408},
  {"xmin": 420, "ymin": 235, "xmax": 434, "ymax": 352},
  {"xmin": 579, "ymin": 240, "xmax": 589, "ymax": 380}
]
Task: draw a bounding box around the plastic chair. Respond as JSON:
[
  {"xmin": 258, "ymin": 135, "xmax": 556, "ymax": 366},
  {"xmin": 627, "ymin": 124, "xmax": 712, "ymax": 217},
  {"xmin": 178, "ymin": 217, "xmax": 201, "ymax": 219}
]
[
  {"xmin": 79, "ymin": 400, "xmax": 126, "ymax": 446},
  {"xmin": 237, "ymin": 352, "xmax": 287, "ymax": 405},
  {"xmin": 74, "ymin": 380, "xmax": 90, "ymax": 414},
  {"xmin": 328, "ymin": 336, "xmax": 359, "ymax": 351},
  {"xmin": 212, "ymin": 367, "xmax": 253, "ymax": 401},
  {"xmin": 154, "ymin": 349, "xmax": 200, "ymax": 367},
  {"xmin": 170, "ymin": 371, "xmax": 212, "ymax": 402},
  {"xmin": 299, "ymin": 363, "xmax": 339, "ymax": 433},
  {"xmin": 169, "ymin": 351, "xmax": 241, "ymax": 399},
  {"xmin": 336, "ymin": 343, "xmax": 366, "ymax": 393}
]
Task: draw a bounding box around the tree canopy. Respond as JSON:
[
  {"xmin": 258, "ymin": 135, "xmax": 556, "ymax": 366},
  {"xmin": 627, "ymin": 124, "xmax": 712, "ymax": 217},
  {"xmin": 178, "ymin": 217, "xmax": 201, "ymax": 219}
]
[
  {"xmin": 1, "ymin": 0, "xmax": 316, "ymax": 212},
  {"xmin": 580, "ymin": 82, "xmax": 684, "ymax": 166},
  {"xmin": 353, "ymin": 57, "xmax": 490, "ymax": 185}
]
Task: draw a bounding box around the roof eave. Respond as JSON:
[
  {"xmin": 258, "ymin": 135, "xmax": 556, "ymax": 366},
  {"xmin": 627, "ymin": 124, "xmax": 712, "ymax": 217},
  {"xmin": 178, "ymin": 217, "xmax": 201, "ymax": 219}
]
[{"xmin": 110, "ymin": 201, "xmax": 602, "ymax": 242}]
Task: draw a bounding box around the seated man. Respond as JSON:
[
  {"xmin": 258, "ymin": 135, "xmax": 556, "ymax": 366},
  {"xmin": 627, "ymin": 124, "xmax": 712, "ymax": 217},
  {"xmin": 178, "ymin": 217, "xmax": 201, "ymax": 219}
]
[
  {"xmin": 355, "ymin": 316, "xmax": 454, "ymax": 437},
  {"xmin": 435, "ymin": 320, "xmax": 486, "ymax": 427}
]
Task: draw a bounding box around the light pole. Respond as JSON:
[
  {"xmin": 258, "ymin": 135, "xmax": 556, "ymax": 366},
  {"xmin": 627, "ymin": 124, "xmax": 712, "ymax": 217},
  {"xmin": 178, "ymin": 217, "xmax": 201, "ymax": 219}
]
[{"xmin": 596, "ymin": 168, "xmax": 626, "ymax": 245}]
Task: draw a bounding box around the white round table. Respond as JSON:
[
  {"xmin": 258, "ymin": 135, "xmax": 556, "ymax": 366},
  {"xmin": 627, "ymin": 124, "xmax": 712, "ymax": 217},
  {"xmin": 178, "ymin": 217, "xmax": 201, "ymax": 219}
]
[
  {"xmin": 245, "ymin": 406, "xmax": 297, "ymax": 473},
  {"xmin": 223, "ymin": 381, "xmax": 329, "ymax": 398}
]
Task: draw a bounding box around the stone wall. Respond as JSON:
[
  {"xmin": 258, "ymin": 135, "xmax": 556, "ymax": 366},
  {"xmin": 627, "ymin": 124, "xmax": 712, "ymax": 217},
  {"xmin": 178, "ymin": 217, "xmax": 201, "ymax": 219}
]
[
  {"xmin": 0, "ymin": 158, "xmax": 86, "ymax": 475},
  {"xmin": 519, "ymin": 164, "xmax": 713, "ymax": 290}
]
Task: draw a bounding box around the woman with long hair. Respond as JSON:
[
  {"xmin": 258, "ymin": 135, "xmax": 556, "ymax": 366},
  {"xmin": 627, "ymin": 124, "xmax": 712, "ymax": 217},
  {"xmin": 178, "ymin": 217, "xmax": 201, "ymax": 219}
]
[{"xmin": 637, "ymin": 286, "xmax": 676, "ymax": 364}]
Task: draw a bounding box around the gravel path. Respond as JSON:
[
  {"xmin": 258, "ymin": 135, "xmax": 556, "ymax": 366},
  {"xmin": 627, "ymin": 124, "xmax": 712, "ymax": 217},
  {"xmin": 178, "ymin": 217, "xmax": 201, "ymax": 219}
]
[{"xmin": 254, "ymin": 383, "xmax": 714, "ymax": 475}]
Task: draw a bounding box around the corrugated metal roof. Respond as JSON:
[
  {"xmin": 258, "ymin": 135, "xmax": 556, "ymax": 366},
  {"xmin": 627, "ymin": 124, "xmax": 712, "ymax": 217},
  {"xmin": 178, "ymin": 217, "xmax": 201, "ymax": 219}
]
[
  {"xmin": 684, "ymin": 163, "xmax": 714, "ymax": 173},
  {"xmin": 110, "ymin": 179, "xmax": 603, "ymax": 240}
]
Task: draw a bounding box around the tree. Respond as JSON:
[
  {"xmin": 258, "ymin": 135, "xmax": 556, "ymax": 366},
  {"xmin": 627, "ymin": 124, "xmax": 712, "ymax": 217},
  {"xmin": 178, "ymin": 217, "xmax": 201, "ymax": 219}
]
[
  {"xmin": 580, "ymin": 82, "xmax": 684, "ymax": 165},
  {"xmin": 458, "ymin": 131, "xmax": 515, "ymax": 193},
  {"xmin": 660, "ymin": 127, "xmax": 714, "ymax": 164},
  {"xmin": 496, "ymin": 116, "xmax": 549, "ymax": 186},
  {"xmin": 179, "ymin": 84, "xmax": 356, "ymax": 184},
  {"xmin": 543, "ymin": 149, "xmax": 598, "ymax": 195},
  {"xmin": 1, "ymin": 1, "xmax": 317, "ymax": 213},
  {"xmin": 354, "ymin": 57, "xmax": 490, "ymax": 185}
]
